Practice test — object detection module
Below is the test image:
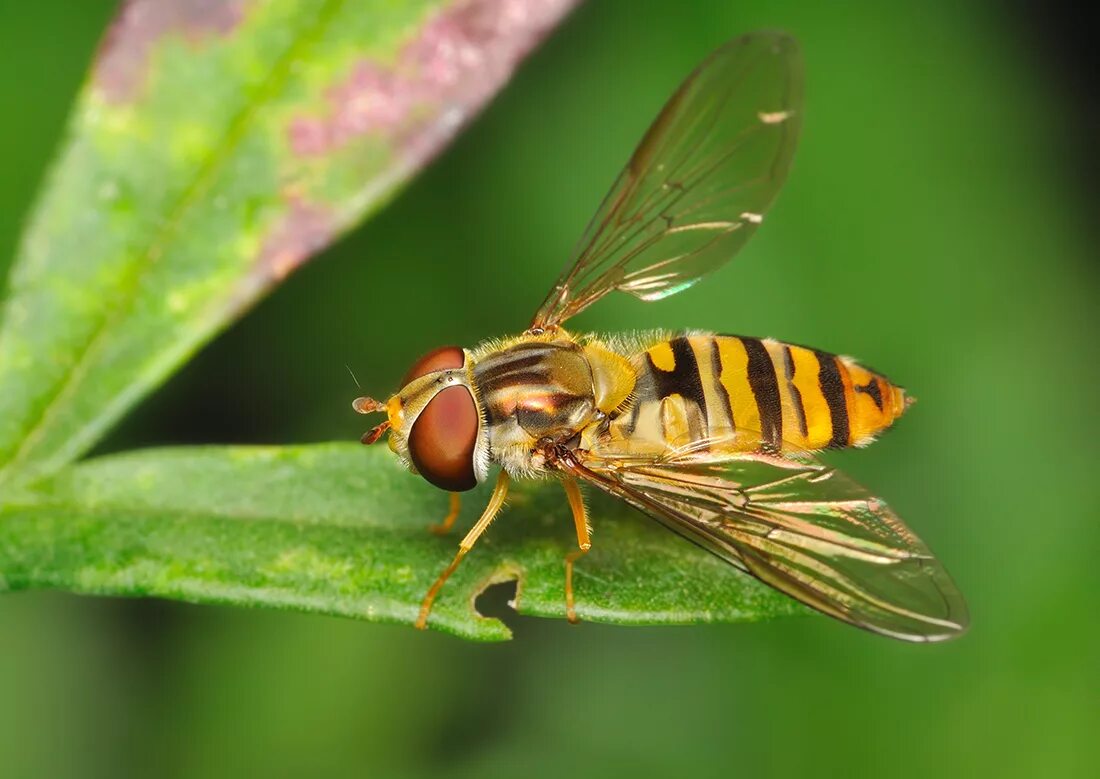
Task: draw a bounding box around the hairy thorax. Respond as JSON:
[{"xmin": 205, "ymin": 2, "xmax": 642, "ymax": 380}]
[{"xmin": 470, "ymin": 333, "xmax": 636, "ymax": 477}]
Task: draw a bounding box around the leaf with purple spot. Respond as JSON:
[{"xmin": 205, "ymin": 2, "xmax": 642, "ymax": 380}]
[{"xmin": 0, "ymin": 0, "xmax": 581, "ymax": 485}]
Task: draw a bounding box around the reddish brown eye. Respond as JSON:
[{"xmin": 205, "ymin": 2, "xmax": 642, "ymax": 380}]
[
  {"xmin": 403, "ymin": 346, "xmax": 478, "ymax": 492},
  {"xmin": 408, "ymin": 386, "xmax": 479, "ymax": 491},
  {"xmin": 403, "ymin": 345, "xmax": 465, "ymax": 383}
]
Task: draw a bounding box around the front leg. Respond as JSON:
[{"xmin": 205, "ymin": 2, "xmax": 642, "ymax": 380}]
[
  {"xmin": 429, "ymin": 492, "xmax": 462, "ymax": 535},
  {"xmin": 416, "ymin": 471, "xmax": 511, "ymax": 630}
]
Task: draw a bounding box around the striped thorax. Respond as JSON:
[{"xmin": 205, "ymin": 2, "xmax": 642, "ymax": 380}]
[{"xmin": 466, "ymin": 332, "xmax": 635, "ymax": 477}]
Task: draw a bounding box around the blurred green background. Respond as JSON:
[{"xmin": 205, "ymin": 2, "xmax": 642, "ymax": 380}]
[{"xmin": 1, "ymin": 1, "xmax": 1096, "ymax": 777}]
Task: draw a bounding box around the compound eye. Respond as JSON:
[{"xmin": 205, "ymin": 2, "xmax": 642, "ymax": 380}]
[
  {"xmin": 403, "ymin": 346, "xmax": 478, "ymax": 492},
  {"xmin": 408, "ymin": 385, "xmax": 479, "ymax": 491},
  {"xmin": 403, "ymin": 346, "xmax": 466, "ymax": 383}
]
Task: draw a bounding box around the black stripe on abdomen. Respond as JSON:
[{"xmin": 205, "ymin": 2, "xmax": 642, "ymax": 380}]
[
  {"xmin": 710, "ymin": 338, "xmax": 734, "ymax": 429},
  {"xmin": 783, "ymin": 346, "xmax": 809, "ymax": 439},
  {"xmin": 647, "ymin": 337, "xmax": 708, "ymax": 427},
  {"xmin": 743, "ymin": 338, "xmax": 782, "ymax": 449},
  {"xmin": 814, "ymin": 350, "xmax": 849, "ymax": 448},
  {"xmin": 855, "ymin": 377, "xmax": 884, "ymax": 411}
]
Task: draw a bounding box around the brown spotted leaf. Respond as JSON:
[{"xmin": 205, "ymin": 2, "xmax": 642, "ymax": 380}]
[{"xmin": 0, "ymin": 0, "xmax": 580, "ymax": 486}]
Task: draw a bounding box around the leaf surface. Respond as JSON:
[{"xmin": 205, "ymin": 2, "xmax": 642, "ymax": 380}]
[{"xmin": 0, "ymin": 444, "xmax": 804, "ymax": 640}]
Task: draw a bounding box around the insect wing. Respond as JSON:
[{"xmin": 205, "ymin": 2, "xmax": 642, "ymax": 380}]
[
  {"xmin": 563, "ymin": 443, "xmax": 968, "ymax": 642},
  {"xmin": 532, "ymin": 33, "xmax": 803, "ymax": 329}
]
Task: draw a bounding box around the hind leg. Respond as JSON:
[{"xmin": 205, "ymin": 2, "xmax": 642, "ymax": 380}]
[{"xmin": 561, "ymin": 476, "xmax": 591, "ymax": 624}]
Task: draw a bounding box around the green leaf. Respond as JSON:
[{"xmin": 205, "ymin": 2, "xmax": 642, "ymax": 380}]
[
  {"xmin": 0, "ymin": 444, "xmax": 804, "ymax": 640},
  {"xmin": 0, "ymin": 0, "xmax": 579, "ymax": 487}
]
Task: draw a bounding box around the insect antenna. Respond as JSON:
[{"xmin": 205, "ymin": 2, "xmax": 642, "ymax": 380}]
[{"xmin": 345, "ymin": 363, "xmax": 362, "ymax": 390}]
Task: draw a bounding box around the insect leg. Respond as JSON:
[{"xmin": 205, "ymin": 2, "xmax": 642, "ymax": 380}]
[
  {"xmin": 429, "ymin": 492, "xmax": 462, "ymax": 536},
  {"xmin": 561, "ymin": 476, "xmax": 592, "ymax": 624},
  {"xmin": 416, "ymin": 471, "xmax": 511, "ymax": 630}
]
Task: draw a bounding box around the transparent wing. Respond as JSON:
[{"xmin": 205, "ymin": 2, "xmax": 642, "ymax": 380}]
[
  {"xmin": 558, "ymin": 437, "xmax": 969, "ymax": 642},
  {"xmin": 531, "ymin": 32, "xmax": 803, "ymax": 329}
]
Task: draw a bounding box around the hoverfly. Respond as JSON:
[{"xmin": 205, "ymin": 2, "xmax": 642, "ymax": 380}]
[{"xmin": 354, "ymin": 32, "xmax": 969, "ymax": 642}]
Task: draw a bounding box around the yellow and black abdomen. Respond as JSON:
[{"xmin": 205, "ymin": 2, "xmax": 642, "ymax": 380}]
[{"xmin": 607, "ymin": 334, "xmax": 911, "ymax": 454}]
